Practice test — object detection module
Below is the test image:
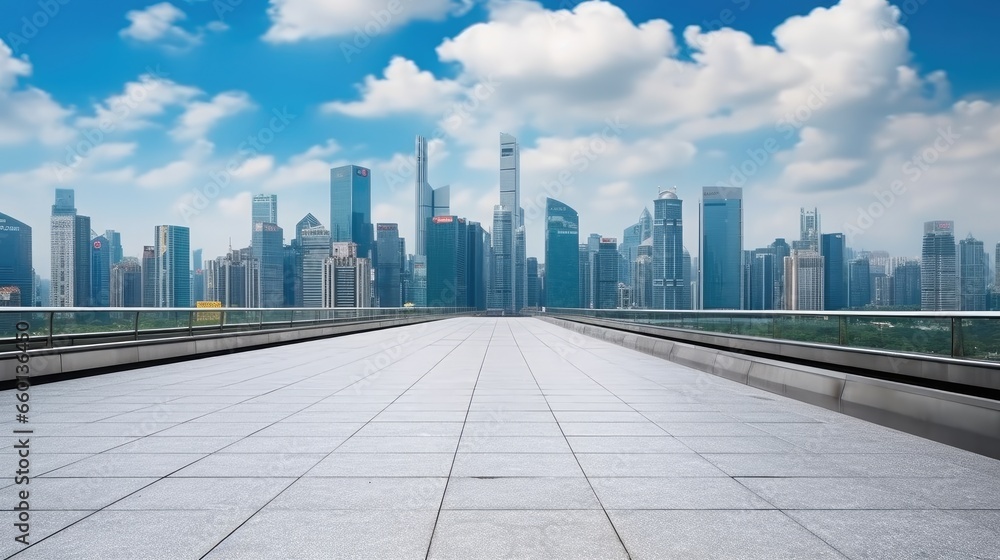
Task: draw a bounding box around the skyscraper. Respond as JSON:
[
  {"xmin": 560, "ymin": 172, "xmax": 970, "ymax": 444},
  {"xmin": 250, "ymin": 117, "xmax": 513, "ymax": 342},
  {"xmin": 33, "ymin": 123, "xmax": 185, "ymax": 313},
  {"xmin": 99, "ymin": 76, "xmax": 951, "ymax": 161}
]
[
  {"xmin": 620, "ymin": 207, "xmax": 651, "ymax": 287},
  {"xmin": 921, "ymin": 221, "xmax": 958, "ymax": 311},
  {"xmin": 252, "ymin": 194, "xmax": 278, "ymax": 226},
  {"xmin": 848, "ymin": 258, "xmax": 872, "ymax": 309},
  {"xmin": 426, "ymin": 216, "xmax": 469, "ymax": 308},
  {"xmin": 770, "ymin": 238, "xmax": 791, "ymax": 309},
  {"xmin": 749, "ymin": 252, "xmax": 775, "ymax": 310},
  {"xmin": 141, "ymin": 246, "xmax": 156, "ymax": 307},
  {"xmin": 795, "ymin": 207, "xmax": 821, "ymax": 252},
  {"xmin": 820, "ymin": 233, "xmax": 846, "ymax": 310},
  {"xmin": 579, "ymin": 244, "xmax": 592, "ymax": 309},
  {"xmin": 323, "ymin": 242, "xmax": 371, "ymax": 308},
  {"xmin": 489, "ymin": 206, "xmax": 514, "ymax": 312},
  {"xmin": 699, "ymin": 187, "xmax": 743, "ymax": 309},
  {"xmin": 90, "ymin": 235, "xmax": 111, "ymax": 307},
  {"xmin": 49, "ymin": 189, "xmax": 91, "ymax": 307},
  {"xmin": 414, "ymin": 136, "xmax": 450, "ymax": 258},
  {"xmin": 330, "ymin": 165, "xmax": 373, "ymax": 259},
  {"xmin": 495, "ymin": 133, "xmax": 525, "ymax": 312},
  {"xmin": 0, "ymin": 211, "xmax": 32, "ymax": 307},
  {"xmin": 375, "ymin": 223, "xmax": 402, "ymax": 307},
  {"xmin": 515, "ymin": 226, "xmax": 527, "ymax": 311},
  {"xmin": 594, "ymin": 238, "xmax": 620, "ymax": 309},
  {"xmin": 105, "ymin": 229, "xmax": 123, "ymax": 265},
  {"xmin": 958, "ymin": 234, "xmax": 987, "ymax": 311},
  {"xmin": 784, "ymin": 250, "xmax": 825, "ymax": 310},
  {"xmin": 652, "ymin": 188, "xmax": 685, "ymax": 310},
  {"xmin": 300, "ymin": 224, "xmax": 331, "ymax": 308},
  {"xmin": 110, "ymin": 258, "xmax": 142, "ymax": 307},
  {"xmin": 154, "ymin": 225, "xmax": 191, "ymax": 307},
  {"xmin": 252, "ymin": 222, "xmax": 284, "ymax": 308},
  {"xmin": 467, "ymin": 222, "xmax": 489, "ymax": 311},
  {"xmin": 526, "ymin": 257, "xmax": 539, "ymax": 308},
  {"xmin": 892, "ymin": 260, "xmax": 921, "ymax": 308}
]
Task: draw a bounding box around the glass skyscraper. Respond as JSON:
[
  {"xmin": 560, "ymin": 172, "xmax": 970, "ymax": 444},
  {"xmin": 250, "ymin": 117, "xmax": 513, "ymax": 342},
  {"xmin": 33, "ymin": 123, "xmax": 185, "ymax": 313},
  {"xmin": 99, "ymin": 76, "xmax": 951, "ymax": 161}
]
[
  {"xmin": 489, "ymin": 206, "xmax": 514, "ymax": 312},
  {"xmin": 252, "ymin": 222, "xmax": 285, "ymax": 308},
  {"xmin": 375, "ymin": 223, "xmax": 402, "ymax": 307},
  {"xmin": 0, "ymin": 211, "xmax": 32, "ymax": 307},
  {"xmin": 330, "ymin": 165, "xmax": 373, "ymax": 259},
  {"xmin": 252, "ymin": 194, "xmax": 278, "ymax": 226},
  {"xmin": 699, "ymin": 187, "xmax": 743, "ymax": 310},
  {"xmin": 50, "ymin": 189, "xmax": 91, "ymax": 307},
  {"xmin": 544, "ymin": 198, "xmax": 579, "ymax": 308},
  {"xmin": 299, "ymin": 224, "xmax": 331, "ymax": 308},
  {"xmin": 848, "ymin": 258, "xmax": 872, "ymax": 309},
  {"xmin": 154, "ymin": 225, "xmax": 191, "ymax": 307},
  {"xmin": 921, "ymin": 221, "xmax": 958, "ymax": 311},
  {"xmin": 426, "ymin": 216, "xmax": 468, "ymax": 308},
  {"xmin": 594, "ymin": 238, "xmax": 619, "ymax": 309},
  {"xmin": 820, "ymin": 233, "xmax": 846, "ymax": 310},
  {"xmin": 414, "ymin": 136, "xmax": 450, "ymax": 258},
  {"xmin": 91, "ymin": 235, "xmax": 111, "ymax": 307},
  {"xmin": 958, "ymin": 234, "xmax": 987, "ymax": 311},
  {"xmin": 653, "ymin": 188, "xmax": 685, "ymax": 310}
]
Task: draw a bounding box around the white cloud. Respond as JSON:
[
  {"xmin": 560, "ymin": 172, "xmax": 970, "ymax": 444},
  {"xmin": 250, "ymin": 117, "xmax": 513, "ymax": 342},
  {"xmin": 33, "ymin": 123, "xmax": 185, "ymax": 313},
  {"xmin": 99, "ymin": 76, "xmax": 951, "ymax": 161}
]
[
  {"xmin": 322, "ymin": 57, "xmax": 463, "ymax": 117},
  {"xmin": 120, "ymin": 3, "xmax": 202, "ymax": 49},
  {"xmin": 263, "ymin": 0, "xmax": 456, "ymax": 43},
  {"xmin": 171, "ymin": 91, "xmax": 254, "ymax": 141},
  {"xmin": 76, "ymin": 72, "xmax": 202, "ymax": 133},
  {"xmin": 0, "ymin": 41, "xmax": 74, "ymax": 146}
]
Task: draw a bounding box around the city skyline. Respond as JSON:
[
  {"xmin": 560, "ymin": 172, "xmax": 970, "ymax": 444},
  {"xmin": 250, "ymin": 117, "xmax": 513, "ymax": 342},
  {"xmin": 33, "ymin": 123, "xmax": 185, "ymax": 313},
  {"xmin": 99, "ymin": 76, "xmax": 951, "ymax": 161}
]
[{"xmin": 3, "ymin": 0, "xmax": 1000, "ymax": 279}]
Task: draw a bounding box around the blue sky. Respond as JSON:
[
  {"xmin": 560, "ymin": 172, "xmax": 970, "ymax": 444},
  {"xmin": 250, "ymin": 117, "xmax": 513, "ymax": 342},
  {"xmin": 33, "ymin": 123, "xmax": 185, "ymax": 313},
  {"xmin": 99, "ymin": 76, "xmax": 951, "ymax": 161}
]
[{"xmin": 2, "ymin": 0, "xmax": 999, "ymax": 277}]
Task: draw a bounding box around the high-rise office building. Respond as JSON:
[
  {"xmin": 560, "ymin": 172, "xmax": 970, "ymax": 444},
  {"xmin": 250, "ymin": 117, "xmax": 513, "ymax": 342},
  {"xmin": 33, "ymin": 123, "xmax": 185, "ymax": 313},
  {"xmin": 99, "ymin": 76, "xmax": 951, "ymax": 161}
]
[
  {"xmin": 252, "ymin": 194, "xmax": 278, "ymax": 226},
  {"xmin": 330, "ymin": 165, "xmax": 373, "ymax": 259},
  {"xmin": 154, "ymin": 225, "xmax": 191, "ymax": 307},
  {"xmin": 682, "ymin": 248, "xmax": 693, "ymax": 310},
  {"xmin": 252, "ymin": 222, "xmax": 284, "ymax": 307},
  {"xmin": 141, "ymin": 246, "xmax": 156, "ymax": 307},
  {"xmin": 795, "ymin": 208, "xmax": 821, "ymax": 252},
  {"xmin": 467, "ymin": 222, "xmax": 489, "ymax": 311},
  {"xmin": 958, "ymin": 234, "xmax": 987, "ymax": 311},
  {"xmin": 0, "ymin": 211, "xmax": 32, "ymax": 307},
  {"xmin": 784, "ymin": 250, "xmax": 825, "ymax": 310},
  {"xmin": 110, "ymin": 258, "xmax": 142, "ymax": 307},
  {"xmin": 995, "ymin": 242, "xmax": 1000, "ymax": 288},
  {"xmin": 490, "ymin": 206, "xmax": 514, "ymax": 312},
  {"xmin": 652, "ymin": 188, "xmax": 685, "ymax": 310},
  {"xmin": 50, "ymin": 189, "xmax": 91, "ymax": 306},
  {"xmin": 411, "ymin": 256, "xmax": 428, "ymax": 307},
  {"xmin": 375, "ymin": 224, "xmax": 402, "ymax": 307},
  {"xmin": 300, "ymin": 225, "xmax": 331, "ymax": 308},
  {"xmin": 892, "ymin": 260, "xmax": 921, "ymax": 308},
  {"xmin": 770, "ymin": 238, "xmax": 791, "ymax": 309},
  {"xmin": 494, "ymin": 132, "xmax": 526, "ymax": 312},
  {"xmin": 414, "ymin": 136, "xmax": 451, "ymax": 257},
  {"xmin": 322, "ymin": 242, "xmax": 371, "ymax": 308},
  {"xmin": 848, "ymin": 257, "xmax": 872, "ymax": 309},
  {"xmin": 90, "ymin": 235, "xmax": 111, "ymax": 307},
  {"xmin": 820, "ymin": 233, "xmax": 846, "ymax": 310},
  {"xmin": 699, "ymin": 187, "xmax": 743, "ymax": 309},
  {"xmin": 579, "ymin": 244, "xmax": 592, "ymax": 309},
  {"xmin": 594, "ymin": 238, "xmax": 619, "ymax": 309},
  {"xmin": 749, "ymin": 251, "xmax": 775, "ymax": 310},
  {"xmin": 632, "ymin": 241, "xmax": 654, "ymax": 309},
  {"xmin": 526, "ymin": 258, "xmax": 539, "ymax": 308},
  {"xmin": 620, "ymin": 207, "xmax": 652, "ymax": 287},
  {"xmin": 105, "ymin": 229, "xmax": 123, "ymax": 266},
  {"xmin": 192, "ymin": 248, "xmax": 206, "ymax": 303},
  {"xmin": 921, "ymin": 221, "xmax": 958, "ymax": 311},
  {"xmin": 514, "ymin": 226, "xmax": 527, "ymax": 311},
  {"xmin": 426, "ymin": 216, "xmax": 469, "ymax": 308},
  {"xmin": 544, "ymin": 198, "xmax": 580, "ymax": 309}
]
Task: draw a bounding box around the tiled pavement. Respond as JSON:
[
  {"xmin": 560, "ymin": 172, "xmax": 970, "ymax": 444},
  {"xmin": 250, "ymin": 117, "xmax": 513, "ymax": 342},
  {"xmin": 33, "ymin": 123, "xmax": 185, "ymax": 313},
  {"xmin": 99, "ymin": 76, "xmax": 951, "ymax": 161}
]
[{"xmin": 2, "ymin": 317, "xmax": 1000, "ymax": 559}]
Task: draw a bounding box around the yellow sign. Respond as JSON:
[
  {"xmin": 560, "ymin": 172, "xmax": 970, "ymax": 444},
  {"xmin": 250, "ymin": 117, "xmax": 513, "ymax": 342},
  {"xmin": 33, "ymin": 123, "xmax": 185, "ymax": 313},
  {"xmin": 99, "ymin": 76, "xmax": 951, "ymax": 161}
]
[
  {"xmin": 197, "ymin": 301, "xmax": 222, "ymax": 308},
  {"xmin": 195, "ymin": 301, "xmax": 222, "ymax": 323}
]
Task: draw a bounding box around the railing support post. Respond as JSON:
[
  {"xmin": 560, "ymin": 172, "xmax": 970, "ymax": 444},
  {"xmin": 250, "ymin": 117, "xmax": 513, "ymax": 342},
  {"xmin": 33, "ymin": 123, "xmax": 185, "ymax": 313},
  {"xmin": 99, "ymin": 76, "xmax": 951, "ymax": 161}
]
[
  {"xmin": 838, "ymin": 315, "xmax": 847, "ymax": 346},
  {"xmin": 952, "ymin": 318, "xmax": 965, "ymax": 358}
]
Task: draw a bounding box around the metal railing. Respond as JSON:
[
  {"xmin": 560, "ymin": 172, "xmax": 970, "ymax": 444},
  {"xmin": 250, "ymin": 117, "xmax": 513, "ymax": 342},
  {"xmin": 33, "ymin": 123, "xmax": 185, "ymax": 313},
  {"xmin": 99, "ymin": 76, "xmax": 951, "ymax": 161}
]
[
  {"xmin": 542, "ymin": 308, "xmax": 1000, "ymax": 363},
  {"xmin": 0, "ymin": 307, "xmax": 474, "ymax": 352}
]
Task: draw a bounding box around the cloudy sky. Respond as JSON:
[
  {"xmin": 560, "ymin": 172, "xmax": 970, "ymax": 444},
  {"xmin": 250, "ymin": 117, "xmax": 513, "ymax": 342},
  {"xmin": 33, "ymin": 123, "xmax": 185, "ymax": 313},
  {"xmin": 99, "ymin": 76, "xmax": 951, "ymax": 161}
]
[{"xmin": 2, "ymin": 0, "xmax": 998, "ymax": 277}]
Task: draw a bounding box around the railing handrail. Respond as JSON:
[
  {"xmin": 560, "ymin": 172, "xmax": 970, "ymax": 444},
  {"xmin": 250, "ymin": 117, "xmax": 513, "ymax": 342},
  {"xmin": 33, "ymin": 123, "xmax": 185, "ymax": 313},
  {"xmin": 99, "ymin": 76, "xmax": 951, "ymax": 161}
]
[{"xmin": 542, "ymin": 308, "xmax": 1000, "ymax": 319}]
